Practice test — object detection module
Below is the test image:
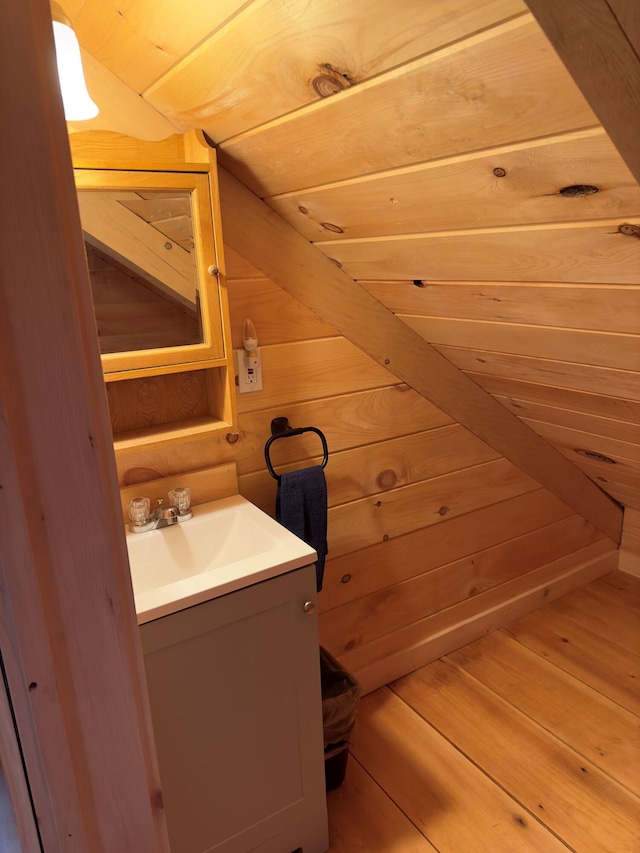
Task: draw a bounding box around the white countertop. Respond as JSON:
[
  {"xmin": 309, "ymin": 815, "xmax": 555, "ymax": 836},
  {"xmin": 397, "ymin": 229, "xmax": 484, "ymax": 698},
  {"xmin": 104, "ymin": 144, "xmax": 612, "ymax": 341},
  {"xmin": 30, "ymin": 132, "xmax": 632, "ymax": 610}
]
[{"xmin": 126, "ymin": 494, "xmax": 317, "ymax": 624}]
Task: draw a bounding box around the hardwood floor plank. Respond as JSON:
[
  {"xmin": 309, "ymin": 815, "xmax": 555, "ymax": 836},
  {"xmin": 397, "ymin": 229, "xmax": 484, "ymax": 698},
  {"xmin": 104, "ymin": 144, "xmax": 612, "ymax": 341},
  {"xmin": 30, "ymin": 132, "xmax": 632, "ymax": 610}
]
[
  {"xmin": 352, "ymin": 688, "xmax": 570, "ymax": 852},
  {"xmin": 589, "ymin": 571, "xmax": 640, "ymax": 612},
  {"xmin": 393, "ymin": 661, "xmax": 640, "ymax": 853},
  {"xmin": 327, "ymin": 758, "xmax": 437, "ymax": 852},
  {"xmin": 547, "ymin": 587, "xmax": 640, "ymax": 656},
  {"xmin": 448, "ymin": 631, "xmax": 640, "ymax": 795},
  {"xmin": 503, "ymin": 608, "xmax": 640, "ymax": 716}
]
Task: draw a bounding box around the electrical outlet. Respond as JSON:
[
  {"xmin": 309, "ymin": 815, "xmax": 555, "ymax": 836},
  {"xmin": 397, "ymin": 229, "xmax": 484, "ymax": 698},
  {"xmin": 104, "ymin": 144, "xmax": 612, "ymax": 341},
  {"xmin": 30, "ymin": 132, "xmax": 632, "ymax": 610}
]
[{"xmin": 234, "ymin": 348, "xmax": 263, "ymax": 393}]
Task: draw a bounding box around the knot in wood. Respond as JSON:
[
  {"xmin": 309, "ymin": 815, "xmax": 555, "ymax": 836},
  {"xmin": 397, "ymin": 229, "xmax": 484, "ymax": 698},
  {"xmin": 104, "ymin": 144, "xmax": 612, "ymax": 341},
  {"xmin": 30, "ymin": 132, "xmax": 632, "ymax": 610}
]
[
  {"xmin": 575, "ymin": 448, "xmax": 616, "ymax": 464},
  {"xmin": 493, "ymin": 167, "xmax": 506, "ymax": 177},
  {"xmin": 559, "ymin": 184, "xmax": 599, "ymax": 197},
  {"xmin": 618, "ymin": 223, "xmax": 640, "ymax": 238},
  {"xmin": 377, "ymin": 469, "xmax": 398, "ymax": 490},
  {"xmin": 312, "ymin": 74, "xmax": 347, "ymax": 98}
]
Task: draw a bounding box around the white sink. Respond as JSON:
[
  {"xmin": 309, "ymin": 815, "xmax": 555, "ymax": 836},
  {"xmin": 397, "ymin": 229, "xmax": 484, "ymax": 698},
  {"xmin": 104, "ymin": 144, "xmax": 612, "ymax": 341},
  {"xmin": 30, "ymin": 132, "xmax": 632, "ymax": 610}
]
[{"xmin": 127, "ymin": 494, "xmax": 317, "ymax": 623}]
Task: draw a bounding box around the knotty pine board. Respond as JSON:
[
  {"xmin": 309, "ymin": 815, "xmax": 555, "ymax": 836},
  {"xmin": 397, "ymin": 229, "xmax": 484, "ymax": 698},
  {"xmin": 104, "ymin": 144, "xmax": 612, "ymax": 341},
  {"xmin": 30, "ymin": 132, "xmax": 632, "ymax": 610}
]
[
  {"xmin": 218, "ymin": 17, "xmax": 596, "ymax": 196},
  {"xmin": 326, "ymin": 758, "xmax": 437, "ymax": 853},
  {"xmin": 447, "ymin": 631, "xmax": 640, "ymax": 794},
  {"xmin": 538, "ymin": 441, "xmax": 640, "ymax": 486},
  {"xmin": 319, "ymin": 489, "xmax": 575, "ymax": 613},
  {"xmin": 71, "ymin": 0, "xmax": 249, "ymax": 93},
  {"xmin": 521, "ymin": 419, "xmax": 640, "ymax": 464},
  {"xmin": 235, "ymin": 338, "xmax": 394, "ymax": 413},
  {"xmin": 547, "ymin": 586, "xmax": 640, "ymax": 655},
  {"xmin": 146, "ymin": 0, "xmax": 527, "ymax": 143},
  {"xmin": 443, "ymin": 347, "xmax": 640, "ymax": 401},
  {"xmin": 403, "ymin": 315, "xmax": 640, "ymax": 372},
  {"xmin": 325, "ymin": 457, "xmax": 537, "ymax": 559},
  {"xmin": 393, "ymin": 659, "xmax": 640, "ymax": 852},
  {"xmin": 591, "ymin": 571, "xmax": 640, "ymax": 610},
  {"xmin": 469, "ymin": 373, "xmax": 640, "ymax": 423},
  {"xmin": 494, "ymin": 397, "xmax": 640, "ymax": 445},
  {"xmin": 364, "ymin": 281, "xmax": 640, "ymax": 335},
  {"xmin": 320, "ymin": 514, "xmax": 605, "ymax": 656},
  {"xmin": 234, "ymin": 385, "xmax": 453, "ymax": 474},
  {"xmin": 239, "ymin": 424, "xmax": 499, "ymax": 513},
  {"xmin": 352, "ymin": 689, "xmax": 570, "ymax": 852},
  {"xmin": 269, "ymin": 130, "xmax": 640, "ymax": 240},
  {"xmin": 228, "ymin": 278, "xmax": 336, "ymax": 347},
  {"xmin": 318, "ymin": 219, "xmax": 640, "ymax": 284},
  {"xmin": 340, "ymin": 540, "xmax": 615, "ymax": 674},
  {"xmin": 502, "ymin": 609, "xmax": 640, "ymax": 716}
]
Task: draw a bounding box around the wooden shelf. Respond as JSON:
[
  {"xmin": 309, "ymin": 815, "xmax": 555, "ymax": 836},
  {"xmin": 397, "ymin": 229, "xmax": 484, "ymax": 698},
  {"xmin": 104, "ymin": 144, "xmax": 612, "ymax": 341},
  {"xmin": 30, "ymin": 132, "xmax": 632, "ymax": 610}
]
[
  {"xmin": 113, "ymin": 415, "xmax": 232, "ymax": 452},
  {"xmin": 107, "ymin": 362, "xmax": 235, "ymax": 452}
]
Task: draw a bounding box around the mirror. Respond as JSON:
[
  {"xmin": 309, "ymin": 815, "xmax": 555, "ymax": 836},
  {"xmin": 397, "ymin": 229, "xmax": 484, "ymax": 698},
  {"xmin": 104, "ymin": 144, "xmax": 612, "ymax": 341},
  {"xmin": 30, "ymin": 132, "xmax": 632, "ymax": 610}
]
[
  {"xmin": 74, "ymin": 170, "xmax": 224, "ymax": 374},
  {"xmin": 80, "ymin": 189, "xmax": 203, "ymax": 354}
]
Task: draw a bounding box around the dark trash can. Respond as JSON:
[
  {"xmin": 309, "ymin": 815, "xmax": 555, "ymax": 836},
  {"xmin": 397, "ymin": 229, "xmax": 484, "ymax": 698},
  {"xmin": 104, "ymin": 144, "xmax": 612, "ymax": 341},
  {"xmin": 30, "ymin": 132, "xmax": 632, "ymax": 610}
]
[{"xmin": 320, "ymin": 646, "xmax": 360, "ymax": 791}]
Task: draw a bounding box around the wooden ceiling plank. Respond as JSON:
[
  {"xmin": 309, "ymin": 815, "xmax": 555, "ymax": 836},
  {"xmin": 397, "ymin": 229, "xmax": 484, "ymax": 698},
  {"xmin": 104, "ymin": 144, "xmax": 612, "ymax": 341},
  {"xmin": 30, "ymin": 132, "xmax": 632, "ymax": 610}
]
[
  {"xmin": 524, "ymin": 419, "xmax": 640, "ymax": 466},
  {"xmin": 318, "ymin": 219, "xmax": 640, "ymax": 283},
  {"xmin": 402, "ymin": 315, "xmax": 640, "ymax": 372},
  {"xmin": 144, "ymin": 0, "xmax": 527, "ymax": 142},
  {"xmin": 445, "ymin": 347, "xmax": 640, "ymax": 401},
  {"xmin": 267, "ymin": 131, "xmax": 640, "ymax": 240},
  {"xmin": 525, "ymin": 0, "xmax": 640, "ymax": 184},
  {"xmin": 494, "ymin": 396, "xmax": 640, "ymax": 445},
  {"xmin": 364, "ymin": 281, "xmax": 640, "ymax": 335},
  {"xmin": 217, "ymin": 18, "xmax": 597, "ymax": 197},
  {"xmin": 470, "ymin": 373, "xmax": 640, "ymax": 424},
  {"xmin": 218, "ymin": 166, "xmax": 622, "ymax": 542},
  {"xmin": 71, "ymin": 0, "xmax": 252, "ymax": 94}
]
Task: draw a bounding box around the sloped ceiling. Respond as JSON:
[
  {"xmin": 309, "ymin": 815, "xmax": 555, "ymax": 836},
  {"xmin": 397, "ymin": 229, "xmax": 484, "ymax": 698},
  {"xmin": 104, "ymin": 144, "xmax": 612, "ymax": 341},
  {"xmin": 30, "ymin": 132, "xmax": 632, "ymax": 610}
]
[{"xmin": 66, "ymin": 0, "xmax": 640, "ymax": 512}]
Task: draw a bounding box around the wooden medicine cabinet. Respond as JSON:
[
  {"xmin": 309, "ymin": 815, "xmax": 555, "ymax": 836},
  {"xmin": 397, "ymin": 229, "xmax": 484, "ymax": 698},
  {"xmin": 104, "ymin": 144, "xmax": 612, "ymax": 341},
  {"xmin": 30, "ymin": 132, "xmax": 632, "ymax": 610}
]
[
  {"xmin": 75, "ymin": 168, "xmax": 225, "ymax": 374},
  {"xmin": 71, "ymin": 132, "xmax": 237, "ymax": 452}
]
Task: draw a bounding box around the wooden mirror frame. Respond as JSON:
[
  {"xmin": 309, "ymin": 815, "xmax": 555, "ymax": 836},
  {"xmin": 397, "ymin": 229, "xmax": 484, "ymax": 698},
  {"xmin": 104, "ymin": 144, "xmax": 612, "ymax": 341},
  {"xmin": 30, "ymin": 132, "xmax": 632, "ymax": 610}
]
[{"xmin": 74, "ymin": 168, "xmax": 225, "ymax": 375}]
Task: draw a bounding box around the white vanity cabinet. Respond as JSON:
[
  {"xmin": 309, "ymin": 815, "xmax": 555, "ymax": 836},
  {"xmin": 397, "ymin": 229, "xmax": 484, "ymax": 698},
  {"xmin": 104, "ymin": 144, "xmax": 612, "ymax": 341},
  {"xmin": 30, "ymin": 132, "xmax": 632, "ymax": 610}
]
[{"xmin": 140, "ymin": 564, "xmax": 329, "ymax": 853}]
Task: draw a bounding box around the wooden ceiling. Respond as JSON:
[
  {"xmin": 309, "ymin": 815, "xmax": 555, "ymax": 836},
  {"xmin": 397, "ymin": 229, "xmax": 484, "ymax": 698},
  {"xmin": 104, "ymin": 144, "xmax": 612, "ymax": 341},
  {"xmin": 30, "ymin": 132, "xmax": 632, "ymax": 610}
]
[{"xmin": 65, "ymin": 0, "xmax": 640, "ymax": 511}]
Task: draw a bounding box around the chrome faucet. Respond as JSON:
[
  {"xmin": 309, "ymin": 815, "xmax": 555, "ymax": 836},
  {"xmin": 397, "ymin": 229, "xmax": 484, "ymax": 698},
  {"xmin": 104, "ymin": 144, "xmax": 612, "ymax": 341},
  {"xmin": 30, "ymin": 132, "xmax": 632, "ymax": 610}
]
[
  {"xmin": 127, "ymin": 491, "xmax": 193, "ymax": 534},
  {"xmin": 151, "ymin": 499, "xmax": 179, "ymax": 528}
]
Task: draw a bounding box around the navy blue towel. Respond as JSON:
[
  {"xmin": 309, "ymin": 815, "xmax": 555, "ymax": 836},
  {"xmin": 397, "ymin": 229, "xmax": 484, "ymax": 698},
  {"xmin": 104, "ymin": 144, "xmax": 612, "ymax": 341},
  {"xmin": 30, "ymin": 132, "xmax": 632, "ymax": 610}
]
[{"xmin": 276, "ymin": 465, "xmax": 328, "ymax": 592}]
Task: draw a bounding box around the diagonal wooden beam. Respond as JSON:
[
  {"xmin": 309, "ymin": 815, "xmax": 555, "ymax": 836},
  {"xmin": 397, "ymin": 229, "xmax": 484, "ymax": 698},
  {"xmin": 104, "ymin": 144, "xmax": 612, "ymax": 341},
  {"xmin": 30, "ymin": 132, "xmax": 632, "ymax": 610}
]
[
  {"xmin": 218, "ymin": 166, "xmax": 623, "ymax": 543},
  {"xmin": 525, "ymin": 0, "xmax": 640, "ymax": 183}
]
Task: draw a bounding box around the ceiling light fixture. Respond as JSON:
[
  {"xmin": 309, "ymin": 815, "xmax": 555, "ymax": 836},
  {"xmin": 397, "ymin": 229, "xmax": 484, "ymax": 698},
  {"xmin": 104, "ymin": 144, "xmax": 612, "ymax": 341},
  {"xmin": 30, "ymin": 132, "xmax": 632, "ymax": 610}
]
[{"xmin": 50, "ymin": 1, "xmax": 98, "ymax": 121}]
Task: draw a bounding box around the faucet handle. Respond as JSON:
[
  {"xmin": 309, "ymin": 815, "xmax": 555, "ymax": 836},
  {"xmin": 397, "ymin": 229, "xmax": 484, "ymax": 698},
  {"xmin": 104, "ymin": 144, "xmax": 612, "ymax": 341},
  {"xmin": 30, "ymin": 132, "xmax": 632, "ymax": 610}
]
[
  {"xmin": 127, "ymin": 496, "xmax": 151, "ymax": 526},
  {"xmin": 169, "ymin": 487, "xmax": 191, "ymax": 513}
]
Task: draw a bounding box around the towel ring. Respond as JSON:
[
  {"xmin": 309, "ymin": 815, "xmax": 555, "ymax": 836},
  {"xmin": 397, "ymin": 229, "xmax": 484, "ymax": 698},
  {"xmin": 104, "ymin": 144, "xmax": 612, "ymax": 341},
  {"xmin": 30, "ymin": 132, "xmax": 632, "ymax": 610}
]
[{"xmin": 264, "ymin": 419, "xmax": 329, "ymax": 481}]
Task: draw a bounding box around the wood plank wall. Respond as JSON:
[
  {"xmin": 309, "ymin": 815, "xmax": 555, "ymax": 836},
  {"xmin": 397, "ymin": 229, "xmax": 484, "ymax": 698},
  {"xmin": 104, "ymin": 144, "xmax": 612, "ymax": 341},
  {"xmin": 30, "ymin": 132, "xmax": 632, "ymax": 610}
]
[{"xmin": 227, "ymin": 250, "xmax": 622, "ymax": 689}]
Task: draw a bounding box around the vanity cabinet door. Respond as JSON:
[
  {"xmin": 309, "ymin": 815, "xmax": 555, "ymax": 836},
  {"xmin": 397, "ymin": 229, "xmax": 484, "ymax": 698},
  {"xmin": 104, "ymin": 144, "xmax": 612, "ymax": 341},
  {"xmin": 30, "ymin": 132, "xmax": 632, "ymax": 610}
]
[{"xmin": 140, "ymin": 566, "xmax": 328, "ymax": 853}]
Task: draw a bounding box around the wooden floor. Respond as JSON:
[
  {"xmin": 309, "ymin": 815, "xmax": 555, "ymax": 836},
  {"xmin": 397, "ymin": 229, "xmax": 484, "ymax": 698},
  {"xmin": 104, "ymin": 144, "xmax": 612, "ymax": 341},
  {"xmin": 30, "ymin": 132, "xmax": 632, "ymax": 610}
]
[{"xmin": 327, "ymin": 571, "xmax": 640, "ymax": 853}]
